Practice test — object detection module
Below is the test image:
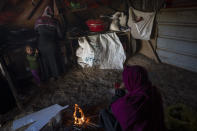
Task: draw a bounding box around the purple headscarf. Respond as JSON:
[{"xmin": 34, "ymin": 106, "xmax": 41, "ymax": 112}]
[
  {"xmin": 34, "ymin": 6, "xmax": 57, "ymax": 30},
  {"xmin": 111, "ymin": 66, "xmax": 165, "ymax": 131}
]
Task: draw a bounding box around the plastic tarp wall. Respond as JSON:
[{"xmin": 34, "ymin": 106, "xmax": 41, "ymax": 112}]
[{"xmin": 76, "ymin": 33, "xmax": 126, "ymax": 69}]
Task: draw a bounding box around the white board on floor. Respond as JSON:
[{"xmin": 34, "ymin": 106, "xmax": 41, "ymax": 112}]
[{"xmin": 12, "ymin": 104, "xmax": 69, "ymax": 131}]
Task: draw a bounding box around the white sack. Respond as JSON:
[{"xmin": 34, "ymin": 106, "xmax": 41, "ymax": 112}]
[
  {"xmin": 76, "ymin": 33, "xmax": 126, "ymax": 69},
  {"xmin": 110, "ymin": 12, "xmax": 127, "ymax": 31},
  {"xmin": 119, "ymin": 12, "xmax": 127, "ymax": 27},
  {"xmin": 110, "ymin": 19, "xmax": 120, "ymax": 31},
  {"xmin": 128, "ymin": 7, "xmax": 155, "ymax": 40}
]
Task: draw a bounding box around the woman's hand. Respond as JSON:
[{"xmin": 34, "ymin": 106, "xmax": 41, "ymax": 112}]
[
  {"xmin": 115, "ymin": 82, "xmax": 125, "ymax": 89},
  {"xmin": 119, "ymin": 83, "xmax": 125, "ymax": 89}
]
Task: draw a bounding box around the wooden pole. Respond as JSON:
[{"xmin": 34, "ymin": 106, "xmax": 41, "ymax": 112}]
[
  {"xmin": 54, "ymin": 0, "xmax": 67, "ymax": 32},
  {"xmin": 147, "ymin": 40, "xmax": 161, "ymax": 63},
  {"xmin": 27, "ymin": 0, "xmax": 43, "ymax": 20}
]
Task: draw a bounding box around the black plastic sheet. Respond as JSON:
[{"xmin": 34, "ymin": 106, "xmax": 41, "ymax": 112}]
[{"xmin": 0, "ymin": 26, "xmax": 38, "ymax": 55}]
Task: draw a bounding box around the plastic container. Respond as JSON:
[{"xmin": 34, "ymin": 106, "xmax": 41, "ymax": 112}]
[{"xmin": 86, "ymin": 19, "xmax": 108, "ymax": 32}]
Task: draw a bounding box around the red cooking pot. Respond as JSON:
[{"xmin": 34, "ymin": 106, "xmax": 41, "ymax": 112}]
[{"xmin": 86, "ymin": 19, "xmax": 108, "ymax": 32}]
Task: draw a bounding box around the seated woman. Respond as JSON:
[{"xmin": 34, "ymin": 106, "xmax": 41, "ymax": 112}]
[{"xmin": 100, "ymin": 65, "xmax": 166, "ymax": 131}]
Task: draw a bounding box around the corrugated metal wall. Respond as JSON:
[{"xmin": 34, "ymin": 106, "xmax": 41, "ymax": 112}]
[
  {"xmin": 128, "ymin": 0, "xmax": 164, "ymax": 11},
  {"xmin": 157, "ymin": 8, "xmax": 197, "ymax": 72}
]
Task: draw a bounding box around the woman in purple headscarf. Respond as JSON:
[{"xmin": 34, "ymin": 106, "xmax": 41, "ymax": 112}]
[
  {"xmin": 100, "ymin": 65, "xmax": 165, "ymax": 131},
  {"xmin": 34, "ymin": 6, "xmax": 65, "ymax": 81}
]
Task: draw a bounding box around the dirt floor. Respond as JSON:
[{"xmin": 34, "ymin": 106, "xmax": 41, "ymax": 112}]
[{"xmin": 1, "ymin": 53, "xmax": 197, "ymax": 130}]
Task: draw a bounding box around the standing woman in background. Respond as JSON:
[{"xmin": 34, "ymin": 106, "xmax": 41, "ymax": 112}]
[{"xmin": 34, "ymin": 6, "xmax": 65, "ymax": 81}]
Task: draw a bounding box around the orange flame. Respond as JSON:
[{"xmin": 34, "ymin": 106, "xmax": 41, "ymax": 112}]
[{"xmin": 73, "ymin": 104, "xmax": 85, "ymax": 126}]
